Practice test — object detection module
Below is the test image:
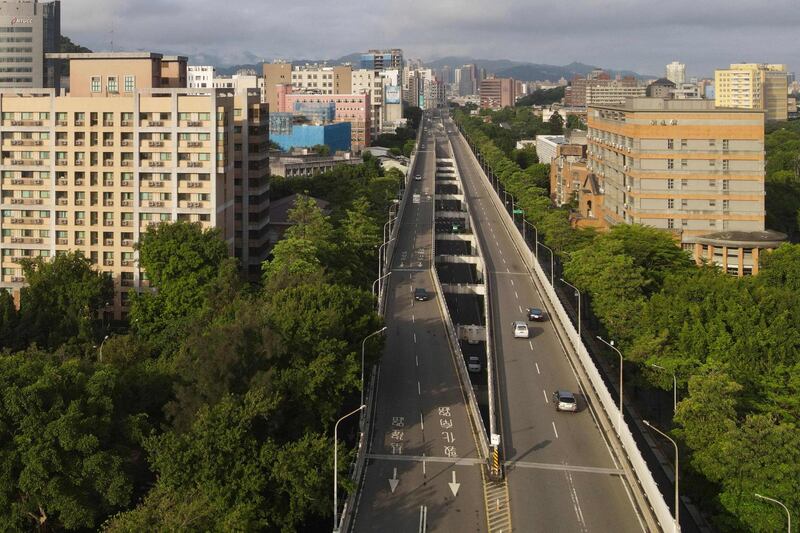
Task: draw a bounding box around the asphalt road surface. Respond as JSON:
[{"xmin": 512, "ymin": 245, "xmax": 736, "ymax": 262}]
[
  {"xmin": 352, "ymin": 118, "xmax": 487, "ymax": 532},
  {"xmin": 446, "ymin": 119, "xmax": 647, "ymax": 533}
]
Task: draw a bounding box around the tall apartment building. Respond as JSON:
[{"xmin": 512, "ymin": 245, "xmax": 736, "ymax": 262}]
[
  {"xmin": 586, "ymin": 97, "xmax": 783, "ymax": 275},
  {"xmin": 479, "ymin": 77, "xmax": 516, "ymax": 110},
  {"xmin": 0, "ymin": 0, "xmax": 60, "ymax": 88},
  {"xmin": 665, "ymin": 61, "xmax": 686, "ymax": 86},
  {"xmin": 280, "ymin": 92, "xmax": 371, "ymax": 152},
  {"xmin": 0, "ymin": 52, "xmax": 270, "ymax": 318},
  {"xmin": 454, "ymin": 64, "xmax": 478, "ymax": 97},
  {"xmin": 262, "ymin": 61, "xmax": 292, "ymax": 110},
  {"xmin": 584, "ymin": 78, "xmax": 645, "ymax": 106},
  {"xmin": 352, "ymin": 68, "xmax": 383, "ymax": 136},
  {"xmin": 290, "ymin": 64, "xmax": 352, "ymax": 95},
  {"xmin": 565, "ymin": 70, "xmax": 611, "ymax": 107},
  {"xmin": 187, "ymin": 65, "xmax": 215, "ymax": 88},
  {"xmin": 715, "ymin": 63, "xmax": 789, "ymax": 121},
  {"xmin": 360, "ymin": 49, "xmax": 403, "ymax": 72}
]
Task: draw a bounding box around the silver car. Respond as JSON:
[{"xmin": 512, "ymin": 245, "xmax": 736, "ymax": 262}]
[{"xmin": 513, "ymin": 321, "xmax": 529, "ymax": 338}]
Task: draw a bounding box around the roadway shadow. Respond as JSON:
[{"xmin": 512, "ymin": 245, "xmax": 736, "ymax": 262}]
[{"xmin": 507, "ymin": 438, "xmax": 553, "ymax": 467}]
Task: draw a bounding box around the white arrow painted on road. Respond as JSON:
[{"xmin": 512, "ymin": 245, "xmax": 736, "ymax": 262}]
[
  {"xmin": 448, "ymin": 470, "xmax": 461, "ymax": 497},
  {"xmin": 389, "ymin": 467, "xmax": 399, "ymax": 493}
]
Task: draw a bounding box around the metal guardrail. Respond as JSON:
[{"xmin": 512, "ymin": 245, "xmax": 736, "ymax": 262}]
[{"xmin": 452, "ymin": 128, "xmax": 672, "ymax": 532}]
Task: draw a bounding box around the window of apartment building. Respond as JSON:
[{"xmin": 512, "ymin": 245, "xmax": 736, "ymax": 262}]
[
  {"xmin": 709, "ymin": 220, "xmax": 716, "ymax": 228},
  {"xmin": 681, "ymin": 179, "xmax": 688, "ymax": 188},
  {"xmin": 90, "ymin": 76, "xmax": 101, "ymax": 93},
  {"xmin": 723, "ymin": 200, "xmax": 730, "ymax": 210},
  {"xmin": 124, "ymin": 76, "xmax": 135, "ymax": 93},
  {"xmin": 709, "ymin": 159, "xmax": 716, "ymax": 168},
  {"xmin": 681, "ymin": 159, "xmax": 688, "ymax": 169},
  {"xmin": 722, "ymin": 159, "xmax": 730, "ymax": 171},
  {"xmin": 198, "ymin": 153, "xmax": 210, "ymax": 161},
  {"xmin": 681, "ymin": 139, "xmax": 688, "ymax": 148},
  {"xmin": 107, "ymin": 76, "xmax": 118, "ymax": 93},
  {"xmin": 667, "ymin": 218, "xmax": 674, "ymax": 229},
  {"xmin": 667, "ymin": 159, "xmax": 674, "ymax": 169},
  {"xmin": 709, "ymin": 179, "xmax": 716, "ymax": 188},
  {"xmin": 709, "ymin": 199, "xmax": 716, "ymax": 208},
  {"xmin": 681, "ymin": 219, "xmax": 688, "ymax": 227},
  {"xmin": 722, "ymin": 179, "xmax": 730, "ymax": 191},
  {"xmin": 667, "ymin": 139, "xmax": 674, "ymax": 150},
  {"xmin": 709, "ymin": 139, "xmax": 716, "ymax": 148},
  {"xmin": 722, "ymin": 139, "xmax": 730, "ymax": 151},
  {"xmin": 667, "ymin": 178, "xmax": 674, "ymax": 190},
  {"xmin": 668, "ymin": 198, "xmax": 674, "ymax": 209},
  {"xmin": 681, "ymin": 199, "xmax": 688, "ymax": 208},
  {"xmin": 159, "ymin": 152, "xmax": 171, "ymax": 161}
]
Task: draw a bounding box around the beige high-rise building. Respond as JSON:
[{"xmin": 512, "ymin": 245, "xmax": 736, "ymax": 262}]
[
  {"xmin": 586, "ymin": 97, "xmax": 784, "ymax": 276},
  {"xmin": 715, "ymin": 63, "xmax": 788, "ymax": 121},
  {"xmin": 262, "ymin": 61, "xmax": 292, "ymax": 111},
  {"xmin": 290, "ymin": 64, "xmax": 351, "ymax": 95},
  {"xmin": 0, "ymin": 52, "xmax": 269, "ymax": 318}
]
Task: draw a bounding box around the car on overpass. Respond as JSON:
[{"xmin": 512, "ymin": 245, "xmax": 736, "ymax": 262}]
[
  {"xmin": 414, "ymin": 174, "xmax": 422, "ymax": 181},
  {"xmin": 414, "ymin": 287, "xmax": 430, "ymax": 301},
  {"xmin": 512, "ymin": 321, "xmax": 529, "ymax": 338},
  {"xmin": 553, "ymin": 390, "xmax": 578, "ymax": 412},
  {"xmin": 527, "ymin": 307, "xmax": 545, "ymax": 321}
]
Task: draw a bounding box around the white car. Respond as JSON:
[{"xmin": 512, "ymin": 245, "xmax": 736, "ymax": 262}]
[
  {"xmin": 513, "ymin": 321, "xmax": 529, "ymax": 338},
  {"xmin": 467, "ymin": 356, "xmax": 481, "ymax": 373},
  {"xmin": 414, "ymin": 174, "xmax": 422, "ymax": 181}
]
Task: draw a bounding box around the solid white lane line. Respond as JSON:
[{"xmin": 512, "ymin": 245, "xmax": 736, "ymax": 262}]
[
  {"xmin": 536, "ymin": 362, "xmax": 541, "ymax": 375},
  {"xmin": 552, "ymin": 421, "xmax": 559, "ymax": 439},
  {"xmin": 543, "ymin": 390, "xmax": 549, "ymax": 403}
]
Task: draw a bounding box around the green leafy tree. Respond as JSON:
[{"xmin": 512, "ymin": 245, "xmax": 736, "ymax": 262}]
[
  {"xmin": 16, "ymin": 252, "xmax": 113, "ymax": 351},
  {"xmin": 310, "ymin": 144, "xmax": 331, "ymax": 156},
  {"xmin": 759, "ymin": 243, "xmax": 800, "ymax": 290},
  {"xmin": 566, "ymin": 114, "xmax": 586, "ymax": 130},
  {"xmin": 402, "ymin": 139, "xmax": 416, "ymax": 157},
  {"xmin": 129, "ymin": 222, "xmax": 236, "ymax": 355},
  {"xmin": 0, "ymin": 351, "xmax": 149, "ymax": 530},
  {"xmin": 262, "ymin": 238, "xmax": 325, "ymax": 291},
  {"xmin": 105, "ymin": 391, "xmax": 334, "ymax": 532},
  {"xmin": 548, "ymin": 112, "xmax": 564, "ymax": 134},
  {"xmin": 0, "ymin": 289, "xmax": 18, "ymax": 349}
]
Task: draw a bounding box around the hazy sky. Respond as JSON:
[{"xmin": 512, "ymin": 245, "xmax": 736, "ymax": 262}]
[{"xmin": 64, "ymin": 0, "xmax": 799, "ymax": 77}]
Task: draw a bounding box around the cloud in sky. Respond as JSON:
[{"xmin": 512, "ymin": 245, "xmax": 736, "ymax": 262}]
[{"xmin": 63, "ymin": 0, "xmax": 800, "ymax": 76}]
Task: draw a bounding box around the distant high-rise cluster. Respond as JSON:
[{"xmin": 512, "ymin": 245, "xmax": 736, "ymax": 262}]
[{"xmin": 714, "ymin": 63, "xmax": 789, "ymax": 121}]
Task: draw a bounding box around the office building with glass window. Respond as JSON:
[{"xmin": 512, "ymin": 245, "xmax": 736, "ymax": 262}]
[
  {"xmin": 0, "ymin": 0, "xmax": 60, "ymax": 88},
  {"xmin": 0, "ymin": 52, "xmax": 270, "ymax": 318}
]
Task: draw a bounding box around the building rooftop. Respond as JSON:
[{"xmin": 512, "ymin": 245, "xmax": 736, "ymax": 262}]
[
  {"xmin": 45, "ymin": 52, "xmax": 187, "ymax": 61},
  {"xmin": 592, "ymin": 97, "xmax": 762, "ymax": 113},
  {"xmin": 685, "ymin": 230, "xmax": 787, "ymax": 247}
]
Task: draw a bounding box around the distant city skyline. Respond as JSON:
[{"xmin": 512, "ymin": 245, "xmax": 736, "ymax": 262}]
[{"xmin": 64, "ymin": 0, "xmax": 799, "ymax": 77}]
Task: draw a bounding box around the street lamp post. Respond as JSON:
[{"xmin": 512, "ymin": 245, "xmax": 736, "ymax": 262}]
[
  {"xmin": 597, "ymin": 336, "xmax": 624, "ymax": 435},
  {"xmin": 651, "ymin": 364, "xmax": 678, "ymax": 413},
  {"xmin": 537, "ymin": 241, "xmax": 555, "ymax": 286},
  {"xmin": 98, "ymin": 334, "xmax": 110, "ymax": 362},
  {"xmin": 524, "ymin": 219, "xmax": 539, "ymax": 259},
  {"xmin": 361, "ymin": 327, "xmax": 387, "ymax": 408},
  {"xmin": 378, "ymin": 237, "xmax": 396, "ymax": 278},
  {"xmin": 643, "ymin": 420, "xmax": 680, "ymax": 533},
  {"xmin": 560, "ymin": 278, "xmax": 581, "ymax": 337},
  {"xmin": 333, "ymin": 404, "xmax": 366, "ymax": 533},
  {"xmin": 755, "ymin": 493, "xmax": 791, "ymax": 533},
  {"xmin": 372, "ymin": 271, "xmax": 391, "ymax": 300},
  {"xmin": 383, "ymin": 216, "xmax": 397, "ymax": 243}
]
